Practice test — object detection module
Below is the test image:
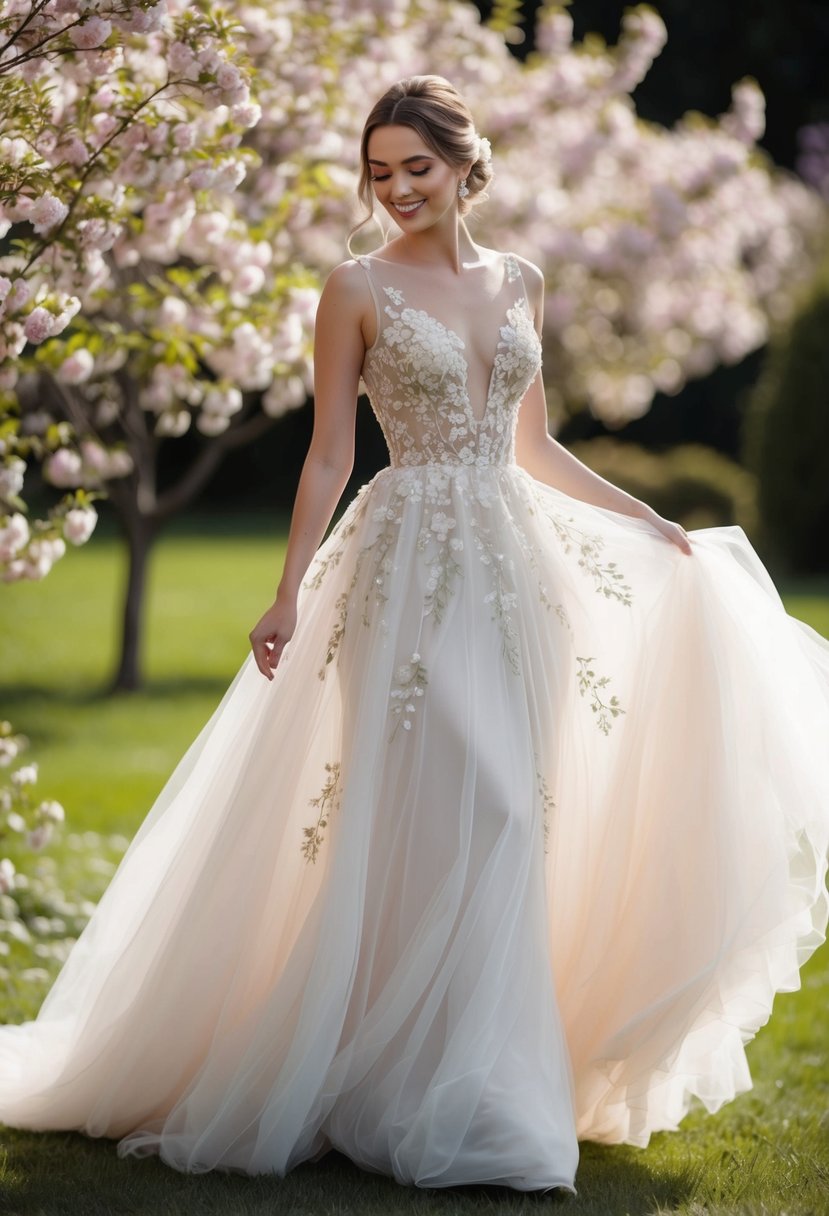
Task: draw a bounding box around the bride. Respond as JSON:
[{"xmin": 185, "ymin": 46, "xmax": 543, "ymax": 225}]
[{"xmin": 1, "ymin": 75, "xmax": 827, "ymax": 1198}]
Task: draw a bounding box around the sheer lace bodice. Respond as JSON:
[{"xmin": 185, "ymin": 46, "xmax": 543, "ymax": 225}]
[{"xmin": 355, "ymin": 252, "xmax": 541, "ymax": 468}]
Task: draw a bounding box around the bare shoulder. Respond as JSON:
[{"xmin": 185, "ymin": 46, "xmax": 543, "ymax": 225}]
[
  {"xmin": 318, "ymin": 260, "xmax": 373, "ymax": 327},
  {"xmin": 317, "ymin": 259, "xmax": 375, "ymax": 349},
  {"xmin": 322, "ymin": 258, "xmax": 372, "ymax": 302}
]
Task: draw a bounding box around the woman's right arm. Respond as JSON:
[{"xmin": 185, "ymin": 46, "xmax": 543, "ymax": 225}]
[{"xmin": 249, "ymin": 262, "xmax": 370, "ymax": 679}]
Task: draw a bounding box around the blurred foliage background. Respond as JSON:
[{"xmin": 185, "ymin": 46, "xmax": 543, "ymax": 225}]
[{"xmin": 180, "ymin": 0, "xmax": 828, "ymax": 578}]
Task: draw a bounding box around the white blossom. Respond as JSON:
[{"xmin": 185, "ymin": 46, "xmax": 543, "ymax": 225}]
[
  {"xmin": 38, "ymin": 800, "xmax": 66, "ymax": 824},
  {"xmin": 57, "ymin": 349, "xmax": 95, "ymax": 385},
  {"xmin": 0, "ymin": 511, "xmax": 29, "ymax": 559},
  {"xmin": 11, "ymin": 763, "xmax": 38, "ymax": 786},
  {"xmin": 29, "ymin": 194, "xmax": 69, "ymax": 236},
  {"xmin": 0, "ymin": 859, "xmax": 15, "ymax": 895},
  {"xmin": 63, "ymin": 506, "xmax": 98, "ymax": 546},
  {"xmin": 0, "ymin": 458, "xmax": 26, "ymax": 501}
]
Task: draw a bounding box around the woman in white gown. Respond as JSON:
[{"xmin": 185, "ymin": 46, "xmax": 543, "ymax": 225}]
[{"xmin": 1, "ymin": 75, "xmax": 828, "ymax": 1198}]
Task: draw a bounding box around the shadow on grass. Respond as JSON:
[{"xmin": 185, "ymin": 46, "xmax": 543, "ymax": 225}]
[
  {"xmin": 2, "ymin": 675, "xmax": 233, "ymax": 709},
  {"xmin": 0, "ymin": 1126, "xmax": 698, "ymax": 1216}
]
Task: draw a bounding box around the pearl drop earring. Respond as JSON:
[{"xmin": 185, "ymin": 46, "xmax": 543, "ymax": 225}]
[{"xmin": 457, "ymin": 178, "xmax": 469, "ymax": 199}]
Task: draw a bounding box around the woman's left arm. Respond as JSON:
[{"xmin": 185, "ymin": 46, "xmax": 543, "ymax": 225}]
[{"xmin": 513, "ymin": 261, "xmax": 692, "ymax": 556}]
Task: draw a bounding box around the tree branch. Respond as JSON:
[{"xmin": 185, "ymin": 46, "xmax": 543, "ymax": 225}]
[
  {"xmin": 154, "ymin": 408, "xmax": 277, "ymax": 521},
  {"xmin": 21, "ymin": 77, "xmax": 176, "ymax": 274}
]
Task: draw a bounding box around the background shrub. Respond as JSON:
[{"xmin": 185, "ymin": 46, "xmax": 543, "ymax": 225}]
[
  {"xmin": 742, "ymin": 253, "xmax": 829, "ymax": 576},
  {"xmin": 566, "ymin": 438, "xmax": 758, "ymax": 534}
]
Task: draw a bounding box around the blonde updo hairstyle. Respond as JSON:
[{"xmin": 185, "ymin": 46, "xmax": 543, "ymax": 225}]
[{"xmin": 349, "ymin": 75, "xmax": 492, "ymax": 253}]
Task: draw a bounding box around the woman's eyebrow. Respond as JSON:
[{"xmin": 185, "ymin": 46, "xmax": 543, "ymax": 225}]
[{"xmin": 367, "ymin": 154, "xmax": 435, "ymax": 166}]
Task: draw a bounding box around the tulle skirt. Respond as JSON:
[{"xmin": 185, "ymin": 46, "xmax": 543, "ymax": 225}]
[{"xmin": 1, "ymin": 461, "xmax": 827, "ymax": 1193}]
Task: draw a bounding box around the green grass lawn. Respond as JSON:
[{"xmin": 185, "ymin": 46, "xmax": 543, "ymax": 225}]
[{"xmin": 0, "ymin": 516, "xmax": 827, "ymax": 1216}]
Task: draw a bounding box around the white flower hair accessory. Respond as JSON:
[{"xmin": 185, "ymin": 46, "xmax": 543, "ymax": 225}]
[{"xmin": 475, "ymin": 135, "xmax": 492, "ymax": 165}]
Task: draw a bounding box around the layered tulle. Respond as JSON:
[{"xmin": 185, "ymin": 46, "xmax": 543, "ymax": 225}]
[{"xmin": 1, "ymin": 460, "xmax": 827, "ymax": 1193}]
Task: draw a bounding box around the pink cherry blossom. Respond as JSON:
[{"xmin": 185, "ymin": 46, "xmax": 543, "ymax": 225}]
[
  {"xmin": 57, "ymin": 348, "xmax": 95, "ymax": 384},
  {"xmin": 196, "ymin": 412, "xmax": 230, "ymax": 436},
  {"xmin": 0, "ymin": 323, "xmax": 26, "ymax": 361},
  {"xmin": 59, "ymin": 135, "xmax": 89, "ymax": 166},
  {"xmin": 115, "ymin": 2, "xmax": 166, "ymax": 35},
  {"xmin": 1, "ymin": 559, "xmax": 26, "ymax": 584},
  {"xmin": 103, "ymin": 450, "xmax": 134, "ymax": 478},
  {"xmin": 63, "ymin": 506, "xmax": 98, "ymax": 545},
  {"xmin": 203, "ymin": 386, "xmax": 243, "ymax": 417},
  {"xmin": 262, "ymin": 374, "xmax": 307, "ymax": 418},
  {"xmin": 92, "ymin": 84, "xmax": 118, "ymax": 109},
  {"xmin": 172, "ymin": 123, "xmax": 197, "ymax": 150},
  {"xmin": 23, "ymin": 538, "xmax": 65, "ymax": 579},
  {"xmin": 76, "ymin": 217, "xmax": 117, "ymax": 251},
  {"xmin": 23, "ymin": 307, "xmax": 55, "ymax": 345},
  {"xmin": 0, "ymin": 513, "xmax": 29, "ymax": 560},
  {"xmin": 44, "ymin": 448, "xmax": 84, "ymax": 487},
  {"xmin": 232, "ymin": 265, "xmax": 266, "ymax": 296},
  {"xmin": 158, "ymin": 296, "xmax": 188, "ymax": 326},
  {"xmin": 29, "ymin": 194, "xmax": 69, "ymax": 236},
  {"xmin": 216, "ymin": 63, "xmax": 243, "ymax": 93},
  {"xmin": 90, "ymin": 111, "xmax": 119, "ymax": 144},
  {"xmin": 69, "ymin": 17, "xmax": 112, "ymax": 50},
  {"xmin": 155, "ymin": 410, "xmax": 191, "ymax": 437},
  {"xmin": 232, "ymin": 102, "xmax": 262, "ymax": 129},
  {"xmin": 536, "ymin": 9, "xmax": 573, "ymax": 56},
  {"xmin": 168, "ymin": 41, "xmax": 197, "ymax": 74},
  {"xmin": 79, "ymin": 438, "xmax": 110, "ymax": 473}
]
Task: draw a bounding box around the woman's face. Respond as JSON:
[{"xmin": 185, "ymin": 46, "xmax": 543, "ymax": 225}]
[{"xmin": 366, "ymin": 124, "xmax": 465, "ymax": 233}]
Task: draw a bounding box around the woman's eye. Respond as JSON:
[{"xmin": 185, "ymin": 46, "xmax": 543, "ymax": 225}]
[{"xmin": 370, "ymin": 168, "xmax": 429, "ymax": 182}]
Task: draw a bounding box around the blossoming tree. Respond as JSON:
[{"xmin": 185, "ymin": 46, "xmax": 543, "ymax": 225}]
[
  {"xmin": 0, "ymin": 0, "xmax": 240, "ymax": 956},
  {"xmin": 1, "ymin": 0, "xmax": 825, "ymax": 689}
]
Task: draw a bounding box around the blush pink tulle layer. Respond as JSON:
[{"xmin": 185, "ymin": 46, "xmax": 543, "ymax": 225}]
[{"xmin": 1, "ymin": 463, "xmax": 827, "ymax": 1194}]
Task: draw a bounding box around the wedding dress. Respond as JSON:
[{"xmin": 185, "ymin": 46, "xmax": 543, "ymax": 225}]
[{"xmin": 1, "ymin": 250, "xmax": 828, "ymax": 1195}]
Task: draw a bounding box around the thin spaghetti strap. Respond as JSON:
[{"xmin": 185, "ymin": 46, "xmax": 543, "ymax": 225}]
[{"xmin": 354, "ymin": 256, "xmax": 382, "ymax": 348}]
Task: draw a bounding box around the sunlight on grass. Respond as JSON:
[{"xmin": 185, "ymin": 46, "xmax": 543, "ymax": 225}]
[{"xmin": 0, "ymin": 517, "xmax": 286, "ymax": 836}]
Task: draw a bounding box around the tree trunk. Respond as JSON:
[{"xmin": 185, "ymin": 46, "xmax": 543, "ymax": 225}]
[
  {"xmin": 111, "ymin": 512, "xmax": 157, "ymax": 693},
  {"xmin": 105, "ymin": 387, "xmax": 277, "ymax": 692}
]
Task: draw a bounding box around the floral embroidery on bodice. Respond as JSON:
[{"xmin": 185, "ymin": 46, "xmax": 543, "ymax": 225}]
[
  {"xmin": 355, "ymin": 252, "xmax": 541, "ymax": 468},
  {"xmin": 297, "ymin": 248, "xmax": 633, "ymax": 818}
]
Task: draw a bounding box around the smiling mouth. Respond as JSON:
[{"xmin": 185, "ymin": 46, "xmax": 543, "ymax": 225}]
[{"xmin": 393, "ymin": 199, "xmax": 425, "ymax": 216}]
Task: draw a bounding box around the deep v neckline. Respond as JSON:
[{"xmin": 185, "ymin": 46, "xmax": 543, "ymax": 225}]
[
  {"xmin": 360, "ymin": 251, "xmax": 527, "ymax": 428},
  {"xmin": 418, "ymin": 296, "xmax": 526, "ymax": 428}
]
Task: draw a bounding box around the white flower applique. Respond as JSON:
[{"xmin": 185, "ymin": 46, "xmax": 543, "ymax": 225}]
[
  {"xmin": 390, "ymin": 652, "xmax": 428, "ymax": 740},
  {"xmin": 536, "ymin": 766, "xmax": 556, "ymax": 853},
  {"xmin": 303, "ymin": 485, "xmax": 370, "ymax": 592},
  {"xmin": 317, "ymin": 489, "xmax": 408, "ymax": 679},
  {"xmin": 470, "ymin": 516, "xmax": 521, "ymax": 675}
]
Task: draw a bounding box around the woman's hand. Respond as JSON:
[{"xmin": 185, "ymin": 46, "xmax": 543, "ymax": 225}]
[
  {"xmin": 641, "ymin": 506, "xmax": 693, "ymax": 555},
  {"xmin": 249, "ymin": 595, "xmax": 298, "ymax": 679}
]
